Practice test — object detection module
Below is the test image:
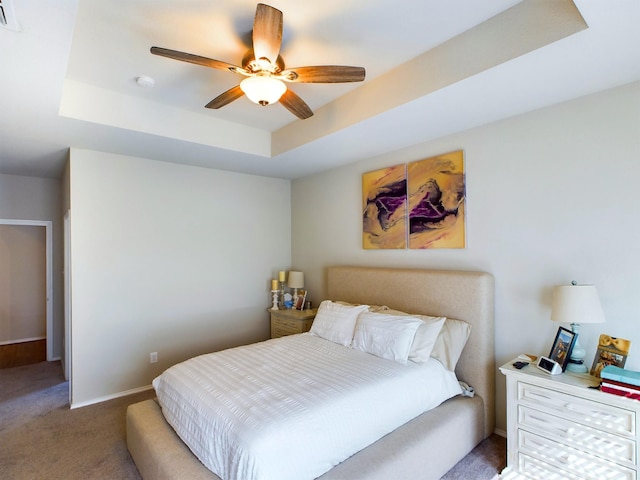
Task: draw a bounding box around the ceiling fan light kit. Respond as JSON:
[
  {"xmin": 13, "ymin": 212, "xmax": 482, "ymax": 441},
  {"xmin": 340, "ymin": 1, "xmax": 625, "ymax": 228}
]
[
  {"xmin": 150, "ymin": 3, "xmax": 365, "ymax": 119},
  {"xmin": 240, "ymin": 75, "xmax": 286, "ymax": 106}
]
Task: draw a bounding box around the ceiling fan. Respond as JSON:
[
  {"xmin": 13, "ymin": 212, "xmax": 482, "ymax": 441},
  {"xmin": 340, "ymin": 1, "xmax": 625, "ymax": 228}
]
[{"xmin": 150, "ymin": 3, "xmax": 365, "ymax": 120}]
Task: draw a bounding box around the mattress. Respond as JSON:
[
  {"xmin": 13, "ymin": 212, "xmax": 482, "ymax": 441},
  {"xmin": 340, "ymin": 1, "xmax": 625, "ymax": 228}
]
[{"xmin": 153, "ymin": 333, "xmax": 461, "ymax": 480}]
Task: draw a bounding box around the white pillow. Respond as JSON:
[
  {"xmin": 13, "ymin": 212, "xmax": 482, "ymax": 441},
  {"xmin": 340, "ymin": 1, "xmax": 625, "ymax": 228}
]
[
  {"xmin": 382, "ymin": 309, "xmax": 470, "ymax": 370},
  {"xmin": 310, "ymin": 300, "xmax": 369, "ymax": 346},
  {"xmin": 408, "ymin": 316, "xmax": 447, "ymax": 364},
  {"xmin": 430, "ymin": 318, "xmax": 472, "ymax": 371},
  {"xmin": 351, "ymin": 312, "xmax": 423, "ymax": 364}
]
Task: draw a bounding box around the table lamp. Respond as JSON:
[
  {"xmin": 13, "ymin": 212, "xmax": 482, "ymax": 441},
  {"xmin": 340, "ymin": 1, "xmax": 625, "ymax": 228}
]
[
  {"xmin": 550, "ymin": 281, "xmax": 605, "ymax": 373},
  {"xmin": 287, "ymin": 271, "xmax": 304, "ymax": 303}
]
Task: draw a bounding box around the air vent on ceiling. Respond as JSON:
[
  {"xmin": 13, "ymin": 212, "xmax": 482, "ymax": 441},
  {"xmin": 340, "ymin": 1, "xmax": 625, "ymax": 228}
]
[{"xmin": 0, "ymin": 0, "xmax": 20, "ymax": 31}]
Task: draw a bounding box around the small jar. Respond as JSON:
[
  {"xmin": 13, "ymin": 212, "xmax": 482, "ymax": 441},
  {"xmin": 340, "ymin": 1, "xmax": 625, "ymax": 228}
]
[{"xmin": 305, "ymin": 301, "xmax": 312, "ymax": 310}]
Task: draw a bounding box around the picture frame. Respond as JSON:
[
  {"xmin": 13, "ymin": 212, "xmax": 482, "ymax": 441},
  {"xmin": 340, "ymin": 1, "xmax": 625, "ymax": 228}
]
[
  {"xmin": 590, "ymin": 334, "xmax": 631, "ymax": 377},
  {"xmin": 548, "ymin": 326, "xmax": 577, "ymax": 372},
  {"xmin": 294, "ymin": 289, "xmax": 307, "ymax": 310}
]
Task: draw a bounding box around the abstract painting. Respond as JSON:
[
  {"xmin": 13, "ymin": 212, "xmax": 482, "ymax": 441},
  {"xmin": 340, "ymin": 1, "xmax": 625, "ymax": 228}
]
[
  {"xmin": 362, "ymin": 164, "xmax": 407, "ymax": 249},
  {"xmin": 407, "ymin": 150, "xmax": 465, "ymax": 249}
]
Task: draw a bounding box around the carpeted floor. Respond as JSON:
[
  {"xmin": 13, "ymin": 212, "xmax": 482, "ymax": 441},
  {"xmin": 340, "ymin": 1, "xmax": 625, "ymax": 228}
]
[
  {"xmin": 0, "ymin": 361, "xmax": 505, "ymax": 479},
  {"xmin": 0, "ymin": 361, "xmax": 156, "ymax": 479}
]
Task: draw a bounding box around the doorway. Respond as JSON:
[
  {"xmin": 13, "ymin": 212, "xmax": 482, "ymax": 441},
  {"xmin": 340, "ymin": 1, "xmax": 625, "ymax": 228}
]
[{"xmin": 0, "ymin": 220, "xmax": 53, "ymax": 368}]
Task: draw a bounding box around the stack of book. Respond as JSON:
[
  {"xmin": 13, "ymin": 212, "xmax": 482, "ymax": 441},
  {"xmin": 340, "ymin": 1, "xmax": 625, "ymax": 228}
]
[{"xmin": 600, "ymin": 365, "xmax": 640, "ymax": 400}]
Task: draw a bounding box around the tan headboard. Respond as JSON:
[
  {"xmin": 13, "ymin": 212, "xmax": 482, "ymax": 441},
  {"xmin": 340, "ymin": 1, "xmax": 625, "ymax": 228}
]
[{"xmin": 327, "ymin": 266, "xmax": 495, "ymax": 438}]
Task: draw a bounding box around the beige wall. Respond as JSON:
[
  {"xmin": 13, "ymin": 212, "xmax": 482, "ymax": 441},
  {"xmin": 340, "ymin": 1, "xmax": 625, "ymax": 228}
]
[
  {"xmin": 0, "ymin": 225, "xmax": 46, "ymax": 342},
  {"xmin": 291, "ymin": 80, "xmax": 640, "ymax": 433},
  {"xmin": 0, "ymin": 174, "xmax": 63, "ymax": 358},
  {"xmin": 68, "ymin": 149, "xmax": 291, "ymax": 406}
]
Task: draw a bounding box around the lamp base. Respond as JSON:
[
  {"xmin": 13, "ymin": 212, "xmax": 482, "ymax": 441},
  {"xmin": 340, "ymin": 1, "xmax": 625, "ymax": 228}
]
[
  {"xmin": 565, "ymin": 360, "xmax": 588, "ymax": 374},
  {"xmin": 566, "ymin": 322, "xmax": 588, "ymax": 374}
]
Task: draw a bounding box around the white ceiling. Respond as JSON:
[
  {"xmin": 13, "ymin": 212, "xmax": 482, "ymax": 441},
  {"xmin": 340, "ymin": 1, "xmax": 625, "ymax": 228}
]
[{"xmin": 1, "ymin": 0, "xmax": 639, "ymax": 180}]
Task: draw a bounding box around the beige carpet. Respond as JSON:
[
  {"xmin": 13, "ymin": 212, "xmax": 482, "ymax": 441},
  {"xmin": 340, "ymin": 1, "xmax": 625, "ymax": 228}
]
[
  {"xmin": 0, "ymin": 361, "xmax": 505, "ymax": 479},
  {"xmin": 0, "ymin": 361, "xmax": 155, "ymax": 479}
]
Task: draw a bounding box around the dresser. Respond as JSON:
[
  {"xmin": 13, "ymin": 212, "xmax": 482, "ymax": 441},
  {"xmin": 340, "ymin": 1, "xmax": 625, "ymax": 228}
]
[
  {"xmin": 500, "ymin": 360, "xmax": 640, "ymax": 480},
  {"xmin": 269, "ymin": 308, "xmax": 317, "ymax": 339}
]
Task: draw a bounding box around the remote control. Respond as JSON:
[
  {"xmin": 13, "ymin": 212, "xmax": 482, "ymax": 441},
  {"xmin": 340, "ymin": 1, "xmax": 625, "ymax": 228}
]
[{"xmin": 512, "ymin": 361, "xmax": 529, "ymax": 369}]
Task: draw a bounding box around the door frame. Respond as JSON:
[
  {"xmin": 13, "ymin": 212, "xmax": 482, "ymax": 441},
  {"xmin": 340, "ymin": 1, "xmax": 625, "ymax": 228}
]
[
  {"xmin": 63, "ymin": 211, "xmax": 71, "ymax": 385},
  {"xmin": 0, "ymin": 219, "xmax": 54, "ymax": 361}
]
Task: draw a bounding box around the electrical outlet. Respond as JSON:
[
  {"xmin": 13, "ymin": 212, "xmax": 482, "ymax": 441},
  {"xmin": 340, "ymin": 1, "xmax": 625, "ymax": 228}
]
[{"xmin": 150, "ymin": 352, "xmax": 158, "ymax": 364}]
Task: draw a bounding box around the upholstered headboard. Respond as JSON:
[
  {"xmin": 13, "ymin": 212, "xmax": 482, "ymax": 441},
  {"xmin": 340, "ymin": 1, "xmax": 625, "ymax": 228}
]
[{"xmin": 327, "ymin": 266, "xmax": 495, "ymax": 438}]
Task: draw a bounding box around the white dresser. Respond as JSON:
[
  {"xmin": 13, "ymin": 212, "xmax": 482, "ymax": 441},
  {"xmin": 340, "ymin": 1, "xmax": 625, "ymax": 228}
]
[{"xmin": 500, "ymin": 360, "xmax": 640, "ymax": 480}]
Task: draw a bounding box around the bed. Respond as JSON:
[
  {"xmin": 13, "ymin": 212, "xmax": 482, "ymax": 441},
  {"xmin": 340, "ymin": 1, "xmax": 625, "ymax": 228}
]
[{"xmin": 126, "ymin": 266, "xmax": 495, "ymax": 480}]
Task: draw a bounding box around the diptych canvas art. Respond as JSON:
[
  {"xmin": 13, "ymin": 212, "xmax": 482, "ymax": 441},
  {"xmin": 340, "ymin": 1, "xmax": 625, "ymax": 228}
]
[{"xmin": 362, "ymin": 150, "xmax": 466, "ymax": 249}]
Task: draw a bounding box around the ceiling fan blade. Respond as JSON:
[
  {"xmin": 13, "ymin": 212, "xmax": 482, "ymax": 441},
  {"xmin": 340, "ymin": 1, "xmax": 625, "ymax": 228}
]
[
  {"xmin": 280, "ymin": 66, "xmax": 366, "ymax": 83},
  {"xmin": 205, "ymin": 85, "xmax": 245, "ymax": 109},
  {"xmin": 151, "ymin": 46, "xmax": 246, "ymax": 74},
  {"xmin": 252, "ymin": 4, "xmax": 283, "ymax": 65},
  {"xmin": 279, "ymin": 90, "xmax": 313, "ymax": 119}
]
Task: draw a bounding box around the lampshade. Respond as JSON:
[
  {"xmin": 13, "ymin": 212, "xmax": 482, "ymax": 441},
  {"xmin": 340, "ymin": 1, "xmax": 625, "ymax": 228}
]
[
  {"xmin": 551, "ymin": 284, "xmax": 605, "ymax": 324},
  {"xmin": 240, "ymin": 75, "xmax": 286, "ymax": 106},
  {"xmin": 287, "ymin": 271, "xmax": 304, "ymax": 289}
]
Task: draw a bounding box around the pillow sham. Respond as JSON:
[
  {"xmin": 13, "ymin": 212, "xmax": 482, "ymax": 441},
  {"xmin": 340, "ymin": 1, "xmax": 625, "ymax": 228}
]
[
  {"xmin": 430, "ymin": 318, "xmax": 472, "ymax": 371},
  {"xmin": 309, "ymin": 300, "xmax": 369, "ymax": 346},
  {"xmin": 382, "ymin": 309, "xmax": 471, "ymax": 370},
  {"xmin": 381, "ymin": 309, "xmax": 446, "ymax": 364},
  {"xmin": 408, "ymin": 316, "xmax": 447, "ymax": 364},
  {"xmin": 351, "ymin": 312, "xmax": 423, "ymax": 364}
]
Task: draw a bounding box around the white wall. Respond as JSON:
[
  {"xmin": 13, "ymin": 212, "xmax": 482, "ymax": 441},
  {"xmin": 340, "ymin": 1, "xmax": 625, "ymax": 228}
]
[
  {"xmin": 291, "ymin": 80, "xmax": 640, "ymax": 433},
  {"xmin": 0, "ymin": 173, "xmax": 63, "ymax": 358},
  {"xmin": 69, "ymin": 149, "xmax": 291, "ymax": 406}
]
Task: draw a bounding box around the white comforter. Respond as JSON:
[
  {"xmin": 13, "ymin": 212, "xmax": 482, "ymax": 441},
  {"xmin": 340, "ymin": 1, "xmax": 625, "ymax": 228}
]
[{"xmin": 153, "ymin": 333, "xmax": 461, "ymax": 480}]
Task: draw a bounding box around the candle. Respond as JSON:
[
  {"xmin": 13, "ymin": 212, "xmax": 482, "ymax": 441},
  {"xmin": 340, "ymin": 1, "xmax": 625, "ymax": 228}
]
[
  {"xmin": 271, "ymin": 279, "xmax": 278, "ymax": 290},
  {"xmin": 278, "ymin": 271, "xmax": 286, "ymax": 282}
]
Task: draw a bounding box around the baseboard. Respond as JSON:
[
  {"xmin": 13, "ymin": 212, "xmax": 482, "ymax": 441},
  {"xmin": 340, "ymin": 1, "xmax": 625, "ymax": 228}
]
[
  {"xmin": 494, "ymin": 428, "xmax": 507, "ymax": 438},
  {"xmin": 70, "ymin": 384, "xmax": 154, "ymax": 409}
]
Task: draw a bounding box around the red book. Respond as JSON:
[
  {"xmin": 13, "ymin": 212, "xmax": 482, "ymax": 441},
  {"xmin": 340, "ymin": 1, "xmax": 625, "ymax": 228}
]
[
  {"xmin": 601, "ymin": 378, "xmax": 640, "ymax": 391},
  {"xmin": 601, "ymin": 383, "xmax": 640, "ymax": 400}
]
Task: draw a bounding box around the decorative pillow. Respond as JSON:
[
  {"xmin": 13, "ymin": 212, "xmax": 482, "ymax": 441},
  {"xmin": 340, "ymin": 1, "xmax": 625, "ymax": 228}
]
[
  {"xmin": 309, "ymin": 300, "xmax": 369, "ymax": 346},
  {"xmin": 382, "ymin": 309, "xmax": 470, "ymax": 370},
  {"xmin": 351, "ymin": 312, "xmax": 423, "ymax": 364},
  {"xmin": 430, "ymin": 318, "xmax": 472, "ymax": 371}
]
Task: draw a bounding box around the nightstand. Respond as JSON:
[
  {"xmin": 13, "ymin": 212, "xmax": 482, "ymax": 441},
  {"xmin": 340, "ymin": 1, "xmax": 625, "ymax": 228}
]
[
  {"xmin": 269, "ymin": 308, "xmax": 317, "ymax": 339},
  {"xmin": 500, "ymin": 359, "xmax": 640, "ymax": 480}
]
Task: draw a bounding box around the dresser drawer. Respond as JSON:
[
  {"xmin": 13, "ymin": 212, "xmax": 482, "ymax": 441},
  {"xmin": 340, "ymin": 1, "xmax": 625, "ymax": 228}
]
[
  {"xmin": 270, "ymin": 314, "xmax": 314, "ymax": 338},
  {"xmin": 272, "ymin": 325, "xmax": 300, "ymax": 337},
  {"xmin": 518, "ymin": 452, "xmax": 584, "ymax": 480},
  {"xmin": 518, "ymin": 381, "xmax": 636, "ymax": 437},
  {"xmin": 274, "ymin": 318, "xmax": 303, "ymax": 331},
  {"xmin": 519, "ymin": 429, "xmax": 636, "ymax": 480},
  {"xmin": 519, "ymin": 405, "xmax": 636, "ymax": 466}
]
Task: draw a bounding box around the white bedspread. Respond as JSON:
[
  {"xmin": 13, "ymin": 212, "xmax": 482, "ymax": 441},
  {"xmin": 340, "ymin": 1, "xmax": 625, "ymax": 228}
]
[{"xmin": 153, "ymin": 333, "xmax": 461, "ymax": 480}]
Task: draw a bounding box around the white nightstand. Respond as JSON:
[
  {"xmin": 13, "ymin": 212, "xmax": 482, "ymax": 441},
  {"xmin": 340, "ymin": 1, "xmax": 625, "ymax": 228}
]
[{"xmin": 500, "ymin": 359, "xmax": 640, "ymax": 480}]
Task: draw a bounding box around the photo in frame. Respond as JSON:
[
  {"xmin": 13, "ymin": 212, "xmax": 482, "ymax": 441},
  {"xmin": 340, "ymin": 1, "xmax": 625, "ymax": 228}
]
[
  {"xmin": 548, "ymin": 326, "xmax": 577, "ymax": 371},
  {"xmin": 294, "ymin": 290, "xmax": 307, "ymax": 310},
  {"xmin": 590, "ymin": 334, "xmax": 631, "ymax": 377}
]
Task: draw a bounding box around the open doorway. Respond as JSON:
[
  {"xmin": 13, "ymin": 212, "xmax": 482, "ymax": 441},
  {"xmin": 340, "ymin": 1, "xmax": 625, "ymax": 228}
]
[{"xmin": 0, "ymin": 220, "xmax": 53, "ymax": 368}]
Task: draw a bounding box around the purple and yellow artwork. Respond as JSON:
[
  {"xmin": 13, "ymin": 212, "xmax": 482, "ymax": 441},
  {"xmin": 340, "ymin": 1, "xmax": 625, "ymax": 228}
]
[
  {"xmin": 362, "ymin": 164, "xmax": 407, "ymax": 249},
  {"xmin": 407, "ymin": 151, "xmax": 465, "ymax": 249}
]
